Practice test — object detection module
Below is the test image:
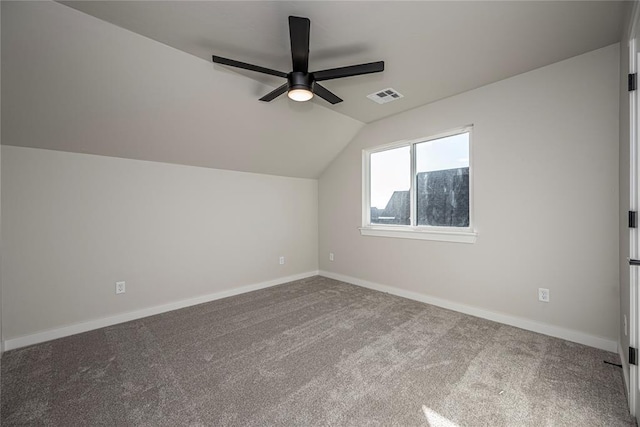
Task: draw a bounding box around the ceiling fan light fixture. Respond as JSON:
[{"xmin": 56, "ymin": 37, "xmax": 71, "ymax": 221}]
[
  {"xmin": 288, "ymin": 88, "xmax": 314, "ymax": 102},
  {"xmin": 287, "ymin": 71, "xmax": 314, "ymax": 102},
  {"xmin": 212, "ymin": 16, "xmax": 384, "ymax": 105}
]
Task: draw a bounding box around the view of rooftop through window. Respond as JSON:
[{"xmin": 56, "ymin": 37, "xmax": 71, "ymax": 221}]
[{"xmin": 369, "ymin": 132, "xmax": 470, "ymax": 227}]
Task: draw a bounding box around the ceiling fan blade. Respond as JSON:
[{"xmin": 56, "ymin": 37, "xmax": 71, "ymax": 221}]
[
  {"xmin": 289, "ymin": 16, "xmax": 310, "ymax": 73},
  {"xmin": 313, "ymin": 61, "xmax": 384, "ymax": 82},
  {"xmin": 313, "ymin": 83, "xmax": 343, "ymax": 105},
  {"xmin": 259, "ymin": 83, "xmax": 289, "ymax": 102},
  {"xmin": 212, "ymin": 55, "xmax": 287, "ymax": 78}
]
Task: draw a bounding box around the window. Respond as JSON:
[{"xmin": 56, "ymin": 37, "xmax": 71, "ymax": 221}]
[{"xmin": 361, "ymin": 126, "xmax": 476, "ymax": 243}]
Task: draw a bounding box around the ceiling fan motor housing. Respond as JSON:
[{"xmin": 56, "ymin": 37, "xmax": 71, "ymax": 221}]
[{"xmin": 288, "ymin": 71, "xmax": 314, "ymax": 91}]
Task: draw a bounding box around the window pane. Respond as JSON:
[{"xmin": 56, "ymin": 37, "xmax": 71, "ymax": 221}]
[
  {"xmin": 370, "ymin": 146, "xmax": 410, "ymax": 225},
  {"xmin": 416, "ymin": 133, "xmax": 469, "ymax": 227}
]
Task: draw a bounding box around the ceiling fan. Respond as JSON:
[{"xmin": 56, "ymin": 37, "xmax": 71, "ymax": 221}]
[{"xmin": 212, "ymin": 16, "xmax": 384, "ymax": 104}]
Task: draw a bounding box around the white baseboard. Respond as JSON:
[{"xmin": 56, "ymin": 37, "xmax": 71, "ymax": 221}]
[
  {"xmin": 4, "ymin": 269, "xmax": 617, "ymax": 354},
  {"xmin": 4, "ymin": 270, "xmax": 319, "ymax": 351},
  {"xmin": 319, "ymin": 270, "xmax": 617, "ymax": 353}
]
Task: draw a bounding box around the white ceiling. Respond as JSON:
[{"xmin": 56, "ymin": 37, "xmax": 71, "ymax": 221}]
[
  {"xmin": 2, "ymin": 1, "xmax": 363, "ymax": 178},
  {"xmin": 1, "ymin": 1, "xmax": 626, "ymax": 179},
  {"xmin": 59, "ymin": 1, "xmax": 625, "ymax": 124}
]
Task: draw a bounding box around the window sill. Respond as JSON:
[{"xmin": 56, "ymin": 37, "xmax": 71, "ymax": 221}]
[{"xmin": 359, "ymin": 226, "xmax": 477, "ymax": 243}]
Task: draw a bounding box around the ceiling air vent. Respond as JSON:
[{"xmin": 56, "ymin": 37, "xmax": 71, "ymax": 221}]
[{"xmin": 367, "ymin": 88, "xmax": 404, "ymax": 104}]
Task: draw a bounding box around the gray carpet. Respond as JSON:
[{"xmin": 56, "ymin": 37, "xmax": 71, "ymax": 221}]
[{"xmin": 1, "ymin": 276, "xmax": 635, "ymax": 426}]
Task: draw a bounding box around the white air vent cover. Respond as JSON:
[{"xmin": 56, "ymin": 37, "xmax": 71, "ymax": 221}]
[{"xmin": 367, "ymin": 88, "xmax": 404, "ymax": 104}]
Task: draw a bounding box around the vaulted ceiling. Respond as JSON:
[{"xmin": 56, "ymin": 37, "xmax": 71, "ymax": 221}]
[
  {"xmin": 1, "ymin": 1, "xmax": 626, "ymax": 178},
  {"xmin": 58, "ymin": 1, "xmax": 626, "ymax": 123}
]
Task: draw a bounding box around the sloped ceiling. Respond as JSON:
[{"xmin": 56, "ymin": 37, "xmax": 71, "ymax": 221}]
[
  {"xmin": 1, "ymin": 1, "xmax": 363, "ymax": 178},
  {"xmin": 59, "ymin": 1, "xmax": 625, "ymax": 123},
  {"xmin": 1, "ymin": 1, "xmax": 625, "ymax": 178}
]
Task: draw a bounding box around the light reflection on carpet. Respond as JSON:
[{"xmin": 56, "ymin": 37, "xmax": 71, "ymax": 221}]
[{"xmin": 423, "ymin": 405, "xmax": 459, "ymax": 427}]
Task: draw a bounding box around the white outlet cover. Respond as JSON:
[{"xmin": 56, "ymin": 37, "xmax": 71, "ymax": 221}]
[
  {"xmin": 279, "ymin": 256, "xmax": 285, "ymax": 265},
  {"xmin": 329, "ymin": 253, "xmax": 334, "ymax": 261},
  {"xmin": 116, "ymin": 281, "xmax": 126, "ymax": 294},
  {"xmin": 538, "ymin": 288, "xmax": 549, "ymax": 303}
]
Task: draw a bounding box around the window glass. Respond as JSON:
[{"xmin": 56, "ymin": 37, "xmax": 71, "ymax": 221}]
[
  {"xmin": 370, "ymin": 146, "xmax": 410, "ymax": 225},
  {"xmin": 415, "ymin": 133, "xmax": 469, "ymax": 227}
]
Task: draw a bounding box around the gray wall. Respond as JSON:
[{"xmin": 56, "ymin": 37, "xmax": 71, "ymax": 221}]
[
  {"xmin": 1, "ymin": 146, "xmax": 318, "ymax": 341},
  {"xmin": 319, "ymin": 44, "xmax": 620, "ymax": 344}
]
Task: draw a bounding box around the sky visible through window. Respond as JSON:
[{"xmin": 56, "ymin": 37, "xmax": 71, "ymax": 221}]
[{"xmin": 370, "ymin": 133, "xmax": 469, "ymax": 209}]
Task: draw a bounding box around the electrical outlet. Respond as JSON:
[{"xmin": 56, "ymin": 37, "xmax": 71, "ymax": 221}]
[
  {"xmin": 538, "ymin": 288, "xmax": 549, "ymax": 303},
  {"xmin": 329, "ymin": 252, "xmax": 334, "ymax": 261},
  {"xmin": 116, "ymin": 281, "xmax": 126, "ymax": 295},
  {"xmin": 624, "ymin": 315, "xmax": 628, "ymax": 336},
  {"xmin": 279, "ymin": 256, "xmax": 285, "ymax": 265}
]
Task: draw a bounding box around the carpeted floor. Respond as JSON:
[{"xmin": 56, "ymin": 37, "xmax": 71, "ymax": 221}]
[{"xmin": 1, "ymin": 276, "xmax": 636, "ymax": 426}]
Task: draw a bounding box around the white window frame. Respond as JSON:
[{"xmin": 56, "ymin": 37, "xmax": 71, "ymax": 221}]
[{"xmin": 360, "ymin": 125, "xmax": 477, "ymax": 244}]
